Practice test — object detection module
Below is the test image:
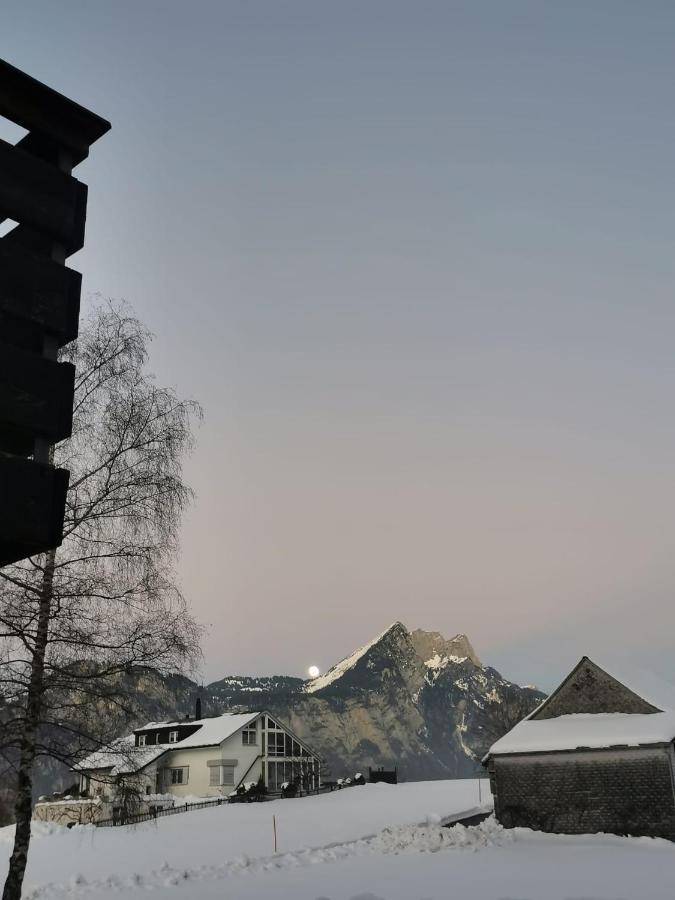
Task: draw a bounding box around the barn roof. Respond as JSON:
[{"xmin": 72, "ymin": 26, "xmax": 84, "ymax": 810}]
[
  {"xmin": 485, "ymin": 710, "xmax": 675, "ymax": 757},
  {"xmin": 485, "ymin": 656, "xmax": 675, "ymax": 759}
]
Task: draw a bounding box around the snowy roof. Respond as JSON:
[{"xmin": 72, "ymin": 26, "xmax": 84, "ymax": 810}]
[
  {"xmin": 304, "ymin": 623, "xmax": 402, "ymax": 693},
  {"xmin": 486, "ymin": 711, "xmax": 675, "ymax": 756},
  {"xmin": 134, "ymin": 712, "xmax": 260, "ymax": 748},
  {"xmin": 73, "ymin": 737, "xmax": 167, "ymax": 774},
  {"xmin": 485, "ymin": 656, "xmax": 675, "ymax": 759},
  {"xmin": 75, "ymin": 712, "xmax": 260, "ymax": 773}
]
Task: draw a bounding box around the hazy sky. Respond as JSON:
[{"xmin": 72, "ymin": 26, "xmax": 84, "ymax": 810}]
[{"xmin": 5, "ymin": 1, "xmax": 675, "ymax": 689}]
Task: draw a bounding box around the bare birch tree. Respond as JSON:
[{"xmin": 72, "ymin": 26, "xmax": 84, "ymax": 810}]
[{"xmin": 0, "ymin": 299, "xmax": 202, "ymax": 900}]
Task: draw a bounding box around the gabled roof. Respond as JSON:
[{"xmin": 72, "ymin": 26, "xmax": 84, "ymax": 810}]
[
  {"xmin": 485, "ymin": 656, "xmax": 675, "ymax": 759},
  {"xmin": 134, "ymin": 712, "xmax": 260, "ymax": 748},
  {"xmin": 529, "ymin": 656, "xmax": 668, "ymax": 720},
  {"xmin": 587, "ymin": 657, "xmax": 675, "ymax": 713}
]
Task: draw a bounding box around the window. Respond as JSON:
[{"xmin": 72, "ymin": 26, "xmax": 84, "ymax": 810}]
[
  {"xmin": 138, "ymin": 734, "xmax": 146, "ymax": 747},
  {"xmin": 170, "ymin": 767, "xmax": 188, "ymax": 785},
  {"xmin": 168, "ymin": 731, "xmax": 178, "ymax": 743},
  {"xmin": 242, "ymin": 724, "xmax": 257, "ymax": 746},
  {"xmin": 209, "ymin": 764, "xmax": 235, "ymax": 787},
  {"xmin": 268, "ymin": 732, "xmax": 285, "ymax": 756},
  {"xmin": 267, "ymin": 761, "xmax": 280, "ymax": 792}
]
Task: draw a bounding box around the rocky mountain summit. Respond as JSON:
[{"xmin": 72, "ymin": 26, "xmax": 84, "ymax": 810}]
[
  {"xmin": 280, "ymin": 622, "xmax": 543, "ymax": 778},
  {"xmin": 102, "ymin": 622, "xmax": 545, "ymax": 782},
  {"xmin": 410, "ymin": 628, "xmax": 481, "ymax": 668}
]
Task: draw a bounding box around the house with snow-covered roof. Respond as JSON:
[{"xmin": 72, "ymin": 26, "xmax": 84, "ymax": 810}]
[
  {"xmin": 32, "ymin": 710, "xmax": 322, "ymax": 824},
  {"xmin": 484, "ymin": 656, "xmax": 675, "ymax": 840},
  {"xmin": 73, "ymin": 710, "xmax": 321, "ymax": 803}
]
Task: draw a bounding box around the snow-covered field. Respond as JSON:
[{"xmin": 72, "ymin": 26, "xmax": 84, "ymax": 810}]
[{"xmin": 2, "ymin": 778, "xmax": 675, "ymax": 900}]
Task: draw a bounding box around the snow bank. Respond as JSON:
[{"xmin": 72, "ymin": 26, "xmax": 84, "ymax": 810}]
[
  {"xmin": 0, "ymin": 779, "xmax": 489, "ymax": 896},
  {"xmin": 20, "ymin": 817, "xmax": 509, "ymax": 899},
  {"xmin": 4, "ymin": 779, "xmax": 675, "ymax": 900}
]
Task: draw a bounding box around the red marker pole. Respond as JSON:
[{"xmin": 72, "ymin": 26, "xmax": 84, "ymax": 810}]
[{"xmin": 273, "ymin": 814, "xmax": 278, "ymax": 853}]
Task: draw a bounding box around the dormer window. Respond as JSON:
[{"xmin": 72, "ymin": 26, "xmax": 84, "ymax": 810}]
[
  {"xmin": 169, "ymin": 731, "xmax": 178, "ymax": 743},
  {"xmin": 138, "ymin": 734, "xmax": 146, "ymax": 747}
]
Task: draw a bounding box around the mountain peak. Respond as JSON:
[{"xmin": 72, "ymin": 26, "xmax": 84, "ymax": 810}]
[
  {"xmin": 304, "ymin": 622, "xmax": 414, "ymax": 694},
  {"xmin": 410, "ymin": 629, "xmax": 481, "ymax": 668}
]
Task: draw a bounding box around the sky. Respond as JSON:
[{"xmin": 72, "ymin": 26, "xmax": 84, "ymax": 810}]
[{"xmin": 4, "ymin": 1, "xmax": 675, "ymax": 689}]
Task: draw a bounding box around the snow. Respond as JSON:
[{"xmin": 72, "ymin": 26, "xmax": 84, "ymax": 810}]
[
  {"xmin": 2, "ymin": 778, "xmax": 675, "ymax": 899},
  {"xmin": 424, "ymin": 653, "xmax": 468, "ymax": 670},
  {"xmin": 73, "ymin": 737, "xmax": 167, "ymax": 775},
  {"xmin": 486, "ymin": 710, "xmax": 675, "ymax": 757},
  {"xmin": 304, "ymin": 623, "xmax": 401, "ymax": 693},
  {"xmin": 134, "ymin": 712, "xmax": 259, "ymax": 748},
  {"xmin": 131, "ymin": 824, "xmax": 675, "ymax": 900},
  {"xmin": 1, "ymin": 780, "xmax": 487, "ymax": 896}
]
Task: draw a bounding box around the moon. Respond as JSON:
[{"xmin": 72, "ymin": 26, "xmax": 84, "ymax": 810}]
[{"xmin": 307, "ymin": 665, "xmax": 320, "ymax": 679}]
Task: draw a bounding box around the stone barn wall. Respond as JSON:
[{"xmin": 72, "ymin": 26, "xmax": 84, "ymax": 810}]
[{"xmin": 491, "ymin": 746, "xmax": 675, "ymax": 840}]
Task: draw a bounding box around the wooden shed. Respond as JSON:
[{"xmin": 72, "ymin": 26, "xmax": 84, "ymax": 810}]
[{"xmin": 484, "ymin": 657, "xmax": 675, "ymax": 840}]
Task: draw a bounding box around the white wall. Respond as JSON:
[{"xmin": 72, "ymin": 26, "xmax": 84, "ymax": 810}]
[{"xmin": 159, "ymin": 721, "xmax": 263, "ymax": 798}]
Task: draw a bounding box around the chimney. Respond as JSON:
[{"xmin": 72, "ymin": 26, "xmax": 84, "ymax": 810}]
[{"xmin": 196, "ymin": 696, "xmax": 202, "ymax": 720}]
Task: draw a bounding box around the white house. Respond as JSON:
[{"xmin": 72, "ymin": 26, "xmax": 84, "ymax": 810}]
[{"xmin": 73, "ymin": 710, "xmax": 321, "ymax": 802}]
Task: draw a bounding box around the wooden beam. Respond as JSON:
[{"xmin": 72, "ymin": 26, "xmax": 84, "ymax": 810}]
[
  {"xmin": 0, "ymin": 138, "xmax": 88, "ymax": 254},
  {"xmin": 0, "ymin": 344, "xmax": 75, "ymax": 449},
  {"xmin": 0, "ymin": 58, "xmax": 110, "ymax": 166},
  {"xmin": 0, "ymin": 458, "xmax": 69, "ymax": 565},
  {"xmin": 0, "ymin": 242, "xmax": 81, "ymax": 345}
]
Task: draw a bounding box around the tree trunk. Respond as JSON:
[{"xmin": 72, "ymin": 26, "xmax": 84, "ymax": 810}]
[{"xmin": 2, "ymin": 549, "xmax": 55, "ymax": 900}]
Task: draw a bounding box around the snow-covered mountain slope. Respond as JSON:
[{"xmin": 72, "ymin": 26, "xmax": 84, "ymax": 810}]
[{"xmin": 305, "ymin": 622, "xmax": 404, "ymax": 693}]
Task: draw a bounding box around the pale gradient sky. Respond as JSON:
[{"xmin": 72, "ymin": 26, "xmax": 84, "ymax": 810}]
[{"xmin": 5, "ymin": 1, "xmax": 675, "ymax": 689}]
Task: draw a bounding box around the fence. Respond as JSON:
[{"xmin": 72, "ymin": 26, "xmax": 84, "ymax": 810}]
[
  {"xmin": 95, "ymin": 777, "xmax": 364, "ymax": 827},
  {"xmin": 97, "ymin": 797, "xmax": 224, "ymax": 828}
]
